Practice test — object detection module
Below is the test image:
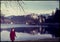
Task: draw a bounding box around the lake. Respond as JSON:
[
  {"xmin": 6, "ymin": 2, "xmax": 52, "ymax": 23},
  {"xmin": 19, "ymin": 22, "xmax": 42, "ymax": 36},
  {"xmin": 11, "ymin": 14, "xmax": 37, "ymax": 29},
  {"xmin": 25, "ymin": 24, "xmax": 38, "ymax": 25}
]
[
  {"xmin": 1, "ymin": 24, "xmax": 47, "ymax": 33},
  {"xmin": 1, "ymin": 24, "xmax": 48, "ymax": 29}
]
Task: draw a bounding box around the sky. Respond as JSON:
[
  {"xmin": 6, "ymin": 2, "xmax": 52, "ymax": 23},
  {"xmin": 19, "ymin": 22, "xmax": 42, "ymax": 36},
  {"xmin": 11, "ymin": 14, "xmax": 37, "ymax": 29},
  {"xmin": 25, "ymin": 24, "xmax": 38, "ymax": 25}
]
[{"xmin": 1, "ymin": 1, "xmax": 59, "ymax": 16}]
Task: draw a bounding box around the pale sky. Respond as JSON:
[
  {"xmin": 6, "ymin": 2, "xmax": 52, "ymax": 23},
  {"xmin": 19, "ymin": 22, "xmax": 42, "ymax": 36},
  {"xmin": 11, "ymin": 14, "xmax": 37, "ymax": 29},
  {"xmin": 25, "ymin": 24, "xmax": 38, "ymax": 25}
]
[{"xmin": 1, "ymin": 1, "xmax": 59, "ymax": 16}]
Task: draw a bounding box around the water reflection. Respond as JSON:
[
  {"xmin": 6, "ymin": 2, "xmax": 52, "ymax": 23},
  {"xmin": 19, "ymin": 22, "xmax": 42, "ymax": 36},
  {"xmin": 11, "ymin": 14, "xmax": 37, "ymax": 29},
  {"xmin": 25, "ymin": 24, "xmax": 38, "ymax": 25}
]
[
  {"xmin": 1, "ymin": 30, "xmax": 53, "ymax": 41},
  {"xmin": 1, "ymin": 24, "xmax": 57, "ymax": 41}
]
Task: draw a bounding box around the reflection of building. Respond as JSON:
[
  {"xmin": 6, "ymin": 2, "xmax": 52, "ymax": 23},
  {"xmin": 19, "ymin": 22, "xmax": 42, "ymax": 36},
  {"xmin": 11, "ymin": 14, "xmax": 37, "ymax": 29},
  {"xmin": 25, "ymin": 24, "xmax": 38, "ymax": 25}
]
[{"xmin": 38, "ymin": 15, "xmax": 46, "ymax": 34}]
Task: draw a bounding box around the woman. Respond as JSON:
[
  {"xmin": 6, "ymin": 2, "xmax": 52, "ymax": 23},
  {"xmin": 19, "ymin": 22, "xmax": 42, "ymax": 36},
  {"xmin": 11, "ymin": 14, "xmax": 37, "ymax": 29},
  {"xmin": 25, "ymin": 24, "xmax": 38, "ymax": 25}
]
[{"xmin": 10, "ymin": 28, "xmax": 16, "ymax": 42}]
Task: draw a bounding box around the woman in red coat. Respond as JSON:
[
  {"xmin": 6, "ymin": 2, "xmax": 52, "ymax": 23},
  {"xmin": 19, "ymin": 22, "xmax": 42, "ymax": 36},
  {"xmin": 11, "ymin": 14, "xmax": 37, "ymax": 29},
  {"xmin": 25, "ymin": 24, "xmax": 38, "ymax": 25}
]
[{"xmin": 10, "ymin": 28, "xmax": 16, "ymax": 42}]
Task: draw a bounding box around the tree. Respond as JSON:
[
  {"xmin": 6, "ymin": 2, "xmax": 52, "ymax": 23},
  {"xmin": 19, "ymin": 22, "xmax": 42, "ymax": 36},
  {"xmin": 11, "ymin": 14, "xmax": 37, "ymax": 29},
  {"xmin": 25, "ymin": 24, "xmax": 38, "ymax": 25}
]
[{"xmin": 45, "ymin": 9, "xmax": 60, "ymax": 37}]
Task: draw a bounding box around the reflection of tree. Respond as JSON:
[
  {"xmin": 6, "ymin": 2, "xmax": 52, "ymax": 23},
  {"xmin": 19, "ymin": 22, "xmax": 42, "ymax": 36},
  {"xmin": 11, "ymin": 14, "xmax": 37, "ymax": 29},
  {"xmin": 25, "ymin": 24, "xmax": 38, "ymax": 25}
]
[{"xmin": 45, "ymin": 8, "xmax": 60, "ymax": 37}]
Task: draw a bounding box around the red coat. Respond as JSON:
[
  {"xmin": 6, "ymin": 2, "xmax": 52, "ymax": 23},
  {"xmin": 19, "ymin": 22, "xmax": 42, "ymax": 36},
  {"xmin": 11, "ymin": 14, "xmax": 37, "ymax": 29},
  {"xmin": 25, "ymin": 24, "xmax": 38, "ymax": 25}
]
[{"xmin": 10, "ymin": 30, "xmax": 16, "ymax": 41}]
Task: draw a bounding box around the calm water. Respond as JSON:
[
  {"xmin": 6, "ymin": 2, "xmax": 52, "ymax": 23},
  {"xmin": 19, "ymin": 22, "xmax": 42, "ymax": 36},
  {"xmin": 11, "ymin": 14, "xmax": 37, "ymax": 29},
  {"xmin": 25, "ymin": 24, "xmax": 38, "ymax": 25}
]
[
  {"xmin": 1, "ymin": 24, "xmax": 48, "ymax": 28},
  {"xmin": 0, "ymin": 24, "xmax": 54, "ymax": 41},
  {"xmin": 1, "ymin": 24, "xmax": 47, "ymax": 33},
  {"xmin": 1, "ymin": 24, "xmax": 29, "ymax": 28},
  {"xmin": 1, "ymin": 24, "xmax": 38, "ymax": 32}
]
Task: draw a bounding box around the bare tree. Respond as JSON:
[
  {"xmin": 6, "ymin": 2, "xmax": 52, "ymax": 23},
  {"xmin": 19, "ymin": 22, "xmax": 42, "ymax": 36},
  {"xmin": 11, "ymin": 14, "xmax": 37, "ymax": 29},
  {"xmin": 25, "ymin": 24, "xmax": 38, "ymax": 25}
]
[{"xmin": 17, "ymin": 1, "xmax": 25, "ymax": 13}]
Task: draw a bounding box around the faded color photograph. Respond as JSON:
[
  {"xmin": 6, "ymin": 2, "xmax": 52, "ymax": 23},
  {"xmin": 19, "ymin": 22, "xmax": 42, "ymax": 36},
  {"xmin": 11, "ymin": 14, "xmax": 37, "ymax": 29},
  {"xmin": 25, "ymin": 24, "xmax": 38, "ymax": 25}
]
[{"xmin": 0, "ymin": 1, "xmax": 60, "ymax": 42}]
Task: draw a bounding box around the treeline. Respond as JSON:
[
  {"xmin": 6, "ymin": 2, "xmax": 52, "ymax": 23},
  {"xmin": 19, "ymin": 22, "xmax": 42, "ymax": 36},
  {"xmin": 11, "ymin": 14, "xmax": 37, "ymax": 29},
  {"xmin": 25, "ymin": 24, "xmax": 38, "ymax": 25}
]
[{"xmin": 45, "ymin": 9, "xmax": 60, "ymax": 37}]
